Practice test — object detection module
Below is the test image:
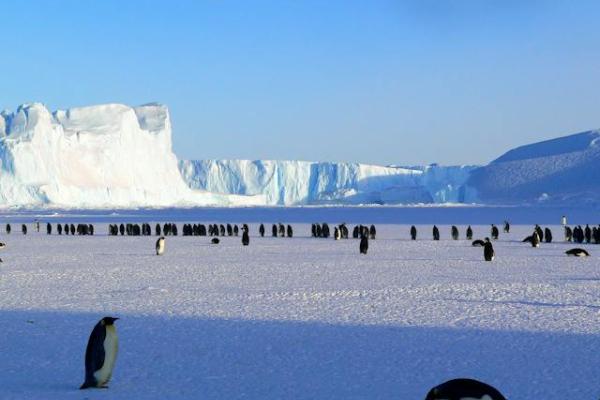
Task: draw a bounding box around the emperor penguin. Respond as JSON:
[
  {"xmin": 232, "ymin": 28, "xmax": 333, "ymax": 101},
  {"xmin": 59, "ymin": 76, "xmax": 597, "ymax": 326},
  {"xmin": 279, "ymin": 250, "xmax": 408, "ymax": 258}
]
[
  {"xmin": 425, "ymin": 378, "xmax": 506, "ymax": 400},
  {"xmin": 532, "ymin": 231, "xmax": 540, "ymax": 248},
  {"xmin": 466, "ymin": 225, "xmax": 473, "ymax": 240},
  {"xmin": 242, "ymin": 230, "xmax": 250, "ymax": 246},
  {"xmin": 359, "ymin": 234, "xmax": 368, "ymax": 254},
  {"xmin": 156, "ymin": 236, "xmax": 165, "ymax": 255},
  {"xmin": 432, "ymin": 225, "xmax": 440, "ymax": 241},
  {"xmin": 491, "ymin": 224, "xmax": 499, "ymax": 240},
  {"xmin": 334, "ymin": 227, "xmax": 341, "ymax": 240},
  {"xmin": 565, "ymin": 248, "xmax": 590, "ymax": 257},
  {"xmin": 410, "ymin": 225, "xmax": 417, "ymax": 240},
  {"xmin": 451, "ymin": 225, "xmax": 459, "ymax": 240},
  {"xmin": 80, "ymin": 317, "xmax": 119, "ymax": 389},
  {"xmin": 483, "ymin": 237, "xmax": 495, "ymax": 261}
]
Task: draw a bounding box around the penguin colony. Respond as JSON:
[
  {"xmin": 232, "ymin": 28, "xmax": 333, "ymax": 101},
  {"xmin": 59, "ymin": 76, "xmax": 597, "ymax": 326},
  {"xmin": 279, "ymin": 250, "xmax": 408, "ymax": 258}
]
[{"xmin": 3, "ymin": 218, "xmax": 593, "ymax": 394}]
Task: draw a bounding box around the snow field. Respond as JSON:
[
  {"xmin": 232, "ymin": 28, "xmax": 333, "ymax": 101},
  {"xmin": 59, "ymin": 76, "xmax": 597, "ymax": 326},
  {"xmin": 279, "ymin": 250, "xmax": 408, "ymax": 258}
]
[{"xmin": 0, "ymin": 223, "xmax": 598, "ymax": 399}]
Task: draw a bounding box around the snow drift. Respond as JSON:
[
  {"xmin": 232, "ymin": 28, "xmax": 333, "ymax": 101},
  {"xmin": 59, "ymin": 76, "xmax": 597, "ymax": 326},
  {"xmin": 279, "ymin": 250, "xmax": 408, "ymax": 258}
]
[
  {"xmin": 467, "ymin": 130, "xmax": 600, "ymax": 204},
  {"xmin": 0, "ymin": 103, "xmax": 263, "ymax": 208},
  {"xmin": 179, "ymin": 160, "xmax": 477, "ymax": 206}
]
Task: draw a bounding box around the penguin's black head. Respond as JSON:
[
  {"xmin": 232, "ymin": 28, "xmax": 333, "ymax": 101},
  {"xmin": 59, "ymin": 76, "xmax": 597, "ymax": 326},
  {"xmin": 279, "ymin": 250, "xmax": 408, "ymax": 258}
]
[
  {"xmin": 484, "ymin": 237, "xmax": 490, "ymax": 242},
  {"xmin": 101, "ymin": 317, "xmax": 119, "ymax": 325}
]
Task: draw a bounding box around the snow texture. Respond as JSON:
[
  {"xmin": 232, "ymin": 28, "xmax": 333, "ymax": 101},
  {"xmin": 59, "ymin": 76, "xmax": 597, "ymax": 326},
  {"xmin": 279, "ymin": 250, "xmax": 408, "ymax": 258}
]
[
  {"xmin": 0, "ymin": 103, "xmax": 264, "ymax": 208},
  {"xmin": 179, "ymin": 160, "xmax": 476, "ymax": 206},
  {"xmin": 0, "ymin": 208, "xmax": 599, "ymax": 399},
  {"xmin": 468, "ymin": 130, "xmax": 600, "ymax": 204}
]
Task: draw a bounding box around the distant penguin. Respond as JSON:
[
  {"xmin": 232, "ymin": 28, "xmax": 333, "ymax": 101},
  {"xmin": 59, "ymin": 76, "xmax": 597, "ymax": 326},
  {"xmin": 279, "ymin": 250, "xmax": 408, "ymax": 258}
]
[
  {"xmin": 491, "ymin": 224, "xmax": 499, "ymax": 240},
  {"xmin": 287, "ymin": 225, "xmax": 293, "ymax": 238},
  {"xmin": 432, "ymin": 225, "xmax": 440, "ymax": 241},
  {"xmin": 544, "ymin": 227, "xmax": 552, "ymax": 243},
  {"xmin": 80, "ymin": 317, "xmax": 119, "ymax": 389},
  {"xmin": 535, "ymin": 224, "xmax": 543, "ymax": 242},
  {"xmin": 585, "ymin": 224, "xmax": 592, "ymax": 243},
  {"xmin": 6, "ymin": 223, "xmax": 11, "ymax": 234},
  {"xmin": 369, "ymin": 225, "xmax": 376, "ymax": 240},
  {"xmin": 272, "ymin": 224, "xmax": 278, "ymax": 237},
  {"xmin": 334, "ymin": 227, "xmax": 341, "ymax": 240},
  {"xmin": 451, "ymin": 226, "xmax": 459, "ymax": 240},
  {"xmin": 46, "ymin": 222, "xmax": 52, "ymax": 235},
  {"xmin": 565, "ymin": 248, "xmax": 590, "ymax": 257},
  {"xmin": 503, "ymin": 220, "xmax": 510, "ymax": 233},
  {"xmin": 564, "ymin": 226, "xmax": 573, "ymax": 242},
  {"xmin": 156, "ymin": 236, "xmax": 165, "ymax": 255},
  {"xmin": 211, "ymin": 238, "xmax": 220, "ymax": 244},
  {"xmin": 22, "ymin": 224, "xmax": 27, "ymax": 235},
  {"xmin": 242, "ymin": 230, "xmax": 250, "ymax": 246},
  {"xmin": 472, "ymin": 239, "xmax": 485, "ymax": 247},
  {"xmin": 0, "ymin": 242, "xmax": 6, "ymax": 249},
  {"xmin": 532, "ymin": 231, "xmax": 540, "ymax": 247},
  {"xmin": 259, "ymin": 224, "xmax": 265, "ymax": 237},
  {"xmin": 57, "ymin": 224, "xmax": 63, "ymax": 235},
  {"xmin": 359, "ymin": 235, "xmax": 368, "ymax": 254},
  {"xmin": 483, "ymin": 238, "xmax": 495, "ymax": 261},
  {"xmin": 466, "ymin": 225, "xmax": 473, "ymax": 240},
  {"xmin": 425, "ymin": 378, "xmax": 506, "ymax": 400},
  {"xmin": 410, "ymin": 225, "xmax": 417, "ymax": 240}
]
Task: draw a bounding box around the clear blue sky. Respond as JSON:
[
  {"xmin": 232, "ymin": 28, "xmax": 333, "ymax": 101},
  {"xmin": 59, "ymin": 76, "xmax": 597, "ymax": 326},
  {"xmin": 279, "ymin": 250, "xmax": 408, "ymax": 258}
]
[{"xmin": 2, "ymin": 1, "xmax": 600, "ymax": 165}]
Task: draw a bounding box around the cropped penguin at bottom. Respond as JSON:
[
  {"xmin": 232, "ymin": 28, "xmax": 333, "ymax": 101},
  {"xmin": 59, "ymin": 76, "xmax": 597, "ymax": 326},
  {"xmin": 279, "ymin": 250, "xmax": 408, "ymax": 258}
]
[
  {"xmin": 156, "ymin": 236, "xmax": 165, "ymax": 255},
  {"xmin": 80, "ymin": 317, "xmax": 119, "ymax": 389},
  {"xmin": 425, "ymin": 378, "xmax": 506, "ymax": 400}
]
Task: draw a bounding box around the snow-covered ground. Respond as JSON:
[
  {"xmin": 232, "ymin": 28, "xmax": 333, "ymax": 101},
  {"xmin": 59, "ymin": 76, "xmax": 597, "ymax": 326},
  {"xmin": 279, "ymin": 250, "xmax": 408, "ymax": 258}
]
[{"xmin": 0, "ymin": 210, "xmax": 599, "ymax": 399}]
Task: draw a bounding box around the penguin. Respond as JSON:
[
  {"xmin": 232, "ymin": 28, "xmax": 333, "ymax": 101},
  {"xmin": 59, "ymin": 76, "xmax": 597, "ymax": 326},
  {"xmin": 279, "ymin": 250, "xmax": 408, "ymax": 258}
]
[
  {"xmin": 211, "ymin": 238, "xmax": 220, "ymax": 244},
  {"xmin": 22, "ymin": 224, "xmax": 27, "ymax": 235},
  {"xmin": 6, "ymin": 223, "xmax": 10, "ymax": 234},
  {"xmin": 57, "ymin": 224, "xmax": 63, "ymax": 235},
  {"xmin": 565, "ymin": 248, "xmax": 590, "ymax": 257},
  {"xmin": 80, "ymin": 317, "xmax": 119, "ymax": 389},
  {"xmin": 0, "ymin": 242, "xmax": 6, "ymax": 249},
  {"xmin": 544, "ymin": 227, "xmax": 552, "ymax": 243},
  {"xmin": 155, "ymin": 236, "xmax": 165, "ymax": 255},
  {"xmin": 259, "ymin": 224, "xmax": 265, "ymax": 237},
  {"xmin": 451, "ymin": 226, "xmax": 459, "ymax": 240},
  {"xmin": 432, "ymin": 225, "xmax": 440, "ymax": 241},
  {"xmin": 334, "ymin": 227, "xmax": 341, "ymax": 240},
  {"xmin": 466, "ymin": 225, "xmax": 473, "ymax": 240},
  {"xmin": 535, "ymin": 224, "xmax": 543, "ymax": 242},
  {"xmin": 272, "ymin": 224, "xmax": 278, "ymax": 237},
  {"xmin": 410, "ymin": 225, "xmax": 417, "ymax": 240},
  {"xmin": 471, "ymin": 239, "xmax": 485, "ymax": 247},
  {"xmin": 46, "ymin": 222, "xmax": 52, "ymax": 235},
  {"xmin": 564, "ymin": 226, "xmax": 573, "ymax": 242},
  {"xmin": 491, "ymin": 224, "xmax": 499, "ymax": 240},
  {"xmin": 287, "ymin": 225, "xmax": 293, "ymax": 238},
  {"xmin": 242, "ymin": 230, "xmax": 250, "ymax": 246},
  {"xmin": 359, "ymin": 234, "xmax": 368, "ymax": 254},
  {"xmin": 369, "ymin": 225, "xmax": 376, "ymax": 240},
  {"xmin": 483, "ymin": 238, "xmax": 495, "ymax": 261},
  {"xmin": 70, "ymin": 224, "xmax": 75, "ymax": 235},
  {"xmin": 531, "ymin": 231, "xmax": 540, "ymax": 248},
  {"xmin": 425, "ymin": 378, "xmax": 506, "ymax": 400},
  {"xmin": 585, "ymin": 224, "xmax": 592, "ymax": 243},
  {"xmin": 503, "ymin": 220, "xmax": 510, "ymax": 233}
]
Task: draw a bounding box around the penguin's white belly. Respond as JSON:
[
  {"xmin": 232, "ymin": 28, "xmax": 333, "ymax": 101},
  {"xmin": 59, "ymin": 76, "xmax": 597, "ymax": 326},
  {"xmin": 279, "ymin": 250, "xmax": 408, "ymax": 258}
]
[
  {"xmin": 157, "ymin": 241, "xmax": 165, "ymax": 255},
  {"xmin": 94, "ymin": 326, "xmax": 118, "ymax": 386}
]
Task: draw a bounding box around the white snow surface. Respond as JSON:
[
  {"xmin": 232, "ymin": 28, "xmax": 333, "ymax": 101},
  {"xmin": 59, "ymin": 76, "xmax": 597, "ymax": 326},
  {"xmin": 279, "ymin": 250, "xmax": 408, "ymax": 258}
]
[
  {"xmin": 468, "ymin": 130, "xmax": 600, "ymax": 204},
  {"xmin": 0, "ymin": 217, "xmax": 598, "ymax": 399},
  {"xmin": 179, "ymin": 160, "xmax": 476, "ymax": 205},
  {"xmin": 0, "ymin": 103, "xmax": 264, "ymax": 208}
]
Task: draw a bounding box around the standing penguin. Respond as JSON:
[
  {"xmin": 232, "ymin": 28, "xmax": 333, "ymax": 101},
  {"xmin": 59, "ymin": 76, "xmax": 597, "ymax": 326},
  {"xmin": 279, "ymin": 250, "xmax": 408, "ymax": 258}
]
[
  {"xmin": 359, "ymin": 234, "xmax": 368, "ymax": 254},
  {"xmin": 532, "ymin": 231, "xmax": 540, "ymax": 247},
  {"xmin": 503, "ymin": 220, "xmax": 510, "ymax": 233},
  {"xmin": 432, "ymin": 225, "xmax": 440, "ymax": 241},
  {"xmin": 155, "ymin": 236, "xmax": 165, "ymax": 255},
  {"xmin": 334, "ymin": 227, "xmax": 341, "ymax": 240},
  {"xmin": 544, "ymin": 227, "xmax": 553, "ymax": 243},
  {"xmin": 259, "ymin": 224, "xmax": 265, "ymax": 237},
  {"xmin": 491, "ymin": 224, "xmax": 499, "ymax": 240},
  {"xmin": 22, "ymin": 224, "xmax": 27, "ymax": 235},
  {"xmin": 80, "ymin": 317, "xmax": 119, "ymax": 389},
  {"xmin": 410, "ymin": 225, "xmax": 417, "ymax": 240},
  {"xmin": 466, "ymin": 225, "xmax": 473, "ymax": 240},
  {"xmin": 483, "ymin": 237, "xmax": 495, "ymax": 261},
  {"xmin": 451, "ymin": 226, "xmax": 459, "ymax": 240},
  {"xmin": 47, "ymin": 222, "xmax": 52, "ymax": 235},
  {"xmin": 425, "ymin": 378, "xmax": 506, "ymax": 400},
  {"xmin": 242, "ymin": 229, "xmax": 250, "ymax": 246}
]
